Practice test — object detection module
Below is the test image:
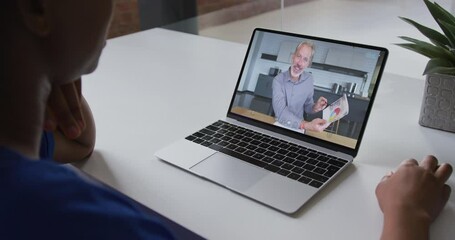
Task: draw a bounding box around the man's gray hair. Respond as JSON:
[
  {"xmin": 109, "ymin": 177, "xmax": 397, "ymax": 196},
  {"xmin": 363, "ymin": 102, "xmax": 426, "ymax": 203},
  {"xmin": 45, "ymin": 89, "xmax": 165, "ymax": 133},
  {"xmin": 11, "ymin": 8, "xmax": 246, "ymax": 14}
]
[
  {"xmin": 295, "ymin": 41, "xmax": 315, "ymax": 57},
  {"xmin": 294, "ymin": 41, "xmax": 315, "ymax": 65}
]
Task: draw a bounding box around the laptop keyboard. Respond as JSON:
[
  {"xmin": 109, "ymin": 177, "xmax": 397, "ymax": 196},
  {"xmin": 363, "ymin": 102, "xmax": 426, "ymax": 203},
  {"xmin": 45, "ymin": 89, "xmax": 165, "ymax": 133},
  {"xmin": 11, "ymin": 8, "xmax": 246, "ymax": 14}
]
[{"xmin": 185, "ymin": 121, "xmax": 348, "ymax": 188}]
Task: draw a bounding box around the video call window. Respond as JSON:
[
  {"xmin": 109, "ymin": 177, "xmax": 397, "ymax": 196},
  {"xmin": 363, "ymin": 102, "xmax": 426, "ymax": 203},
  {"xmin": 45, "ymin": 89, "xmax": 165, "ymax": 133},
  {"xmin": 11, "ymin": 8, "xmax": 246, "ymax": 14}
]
[{"xmin": 230, "ymin": 30, "xmax": 387, "ymax": 149}]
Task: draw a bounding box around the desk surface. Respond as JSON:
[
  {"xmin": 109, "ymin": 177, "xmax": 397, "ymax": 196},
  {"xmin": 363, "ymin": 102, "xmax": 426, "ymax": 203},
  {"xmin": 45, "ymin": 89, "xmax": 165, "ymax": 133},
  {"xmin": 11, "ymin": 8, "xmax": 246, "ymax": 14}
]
[{"xmin": 79, "ymin": 28, "xmax": 455, "ymax": 240}]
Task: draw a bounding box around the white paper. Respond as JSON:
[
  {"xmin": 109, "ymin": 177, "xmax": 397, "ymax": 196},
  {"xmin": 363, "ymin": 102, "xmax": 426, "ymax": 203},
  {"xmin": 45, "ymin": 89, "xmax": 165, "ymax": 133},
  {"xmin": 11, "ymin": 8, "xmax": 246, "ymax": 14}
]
[{"xmin": 322, "ymin": 94, "xmax": 349, "ymax": 124}]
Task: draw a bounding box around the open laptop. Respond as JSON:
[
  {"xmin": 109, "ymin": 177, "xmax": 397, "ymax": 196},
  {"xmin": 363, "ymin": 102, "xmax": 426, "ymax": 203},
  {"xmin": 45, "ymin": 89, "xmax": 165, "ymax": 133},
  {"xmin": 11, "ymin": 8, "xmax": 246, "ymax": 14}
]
[{"xmin": 155, "ymin": 28, "xmax": 388, "ymax": 214}]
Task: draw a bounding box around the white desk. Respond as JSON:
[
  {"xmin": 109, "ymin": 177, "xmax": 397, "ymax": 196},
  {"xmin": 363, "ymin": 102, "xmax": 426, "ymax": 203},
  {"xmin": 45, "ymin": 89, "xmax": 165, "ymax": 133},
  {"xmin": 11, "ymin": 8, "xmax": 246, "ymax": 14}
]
[{"xmin": 78, "ymin": 28, "xmax": 455, "ymax": 240}]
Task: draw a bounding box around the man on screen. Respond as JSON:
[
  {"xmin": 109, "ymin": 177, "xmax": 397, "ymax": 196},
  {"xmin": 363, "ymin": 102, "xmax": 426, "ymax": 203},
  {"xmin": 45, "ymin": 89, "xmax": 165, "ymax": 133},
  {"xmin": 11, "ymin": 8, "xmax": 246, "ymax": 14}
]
[{"xmin": 272, "ymin": 41, "xmax": 328, "ymax": 132}]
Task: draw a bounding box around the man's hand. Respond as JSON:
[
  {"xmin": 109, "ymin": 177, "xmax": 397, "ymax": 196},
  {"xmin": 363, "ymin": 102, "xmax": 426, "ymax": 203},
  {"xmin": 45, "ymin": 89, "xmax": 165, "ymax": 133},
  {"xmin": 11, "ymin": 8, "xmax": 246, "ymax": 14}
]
[
  {"xmin": 44, "ymin": 78, "xmax": 85, "ymax": 139},
  {"xmin": 300, "ymin": 118, "xmax": 328, "ymax": 132},
  {"xmin": 313, "ymin": 96, "xmax": 328, "ymax": 112}
]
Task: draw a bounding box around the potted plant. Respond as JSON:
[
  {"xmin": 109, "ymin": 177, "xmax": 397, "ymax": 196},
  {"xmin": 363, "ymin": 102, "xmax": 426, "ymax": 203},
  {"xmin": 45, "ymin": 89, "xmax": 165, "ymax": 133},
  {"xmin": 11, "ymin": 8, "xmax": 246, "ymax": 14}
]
[{"xmin": 398, "ymin": 0, "xmax": 455, "ymax": 133}]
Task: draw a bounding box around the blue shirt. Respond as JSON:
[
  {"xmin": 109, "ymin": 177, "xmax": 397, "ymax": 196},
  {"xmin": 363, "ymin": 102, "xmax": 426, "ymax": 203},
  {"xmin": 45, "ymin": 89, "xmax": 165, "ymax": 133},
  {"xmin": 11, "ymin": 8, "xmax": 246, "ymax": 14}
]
[
  {"xmin": 272, "ymin": 69, "xmax": 316, "ymax": 129},
  {"xmin": 39, "ymin": 131, "xmax": 55, "ymax": 160},
  {"xmin": 0, "ymin": 133, "xmax": 174, "ymax": 239}
]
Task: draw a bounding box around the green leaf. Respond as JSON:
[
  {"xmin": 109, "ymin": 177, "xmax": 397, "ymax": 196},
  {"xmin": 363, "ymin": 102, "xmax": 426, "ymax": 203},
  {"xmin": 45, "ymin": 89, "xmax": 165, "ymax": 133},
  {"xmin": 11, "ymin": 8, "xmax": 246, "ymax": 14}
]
[
  {"xmin": 434, "ymin": 1, "xmax": 455, "ymax": 25},
  {"xmin": 427, "ymin": 57, "xmax": 453, "ymax": 67},
  {"xmin": 396, "ymin": 37, "xmax": 455, "ymax": 62},
  {"xmin": 424, "ymin": 65, "xmax": 455, "ymax": 75},
  {"xmin": 424, "ymin": 0, "xmax": 455, "ymax": 47},
  {"xmin": 399, "ymin": 16, "xmax": 449, "ymax": 48},
  {"xmin": 424, "ymin": 58, "xmax": 455, "ymax": 75},
  {"xmin": 396, "ymin": 43, "xmax": 434, "ymax": 59},
  {"xmin": 437, "ymin": 20, "xmax": 455, "ymax": 50}
]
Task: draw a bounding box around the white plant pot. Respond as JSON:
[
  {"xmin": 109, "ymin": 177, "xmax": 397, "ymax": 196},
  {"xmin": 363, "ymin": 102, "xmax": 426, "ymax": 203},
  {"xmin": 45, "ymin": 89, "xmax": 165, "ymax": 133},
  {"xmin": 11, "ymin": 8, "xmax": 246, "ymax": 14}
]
[{"xmin": 419, "ymin": 73, "xmax": 455, "ymax": 133}]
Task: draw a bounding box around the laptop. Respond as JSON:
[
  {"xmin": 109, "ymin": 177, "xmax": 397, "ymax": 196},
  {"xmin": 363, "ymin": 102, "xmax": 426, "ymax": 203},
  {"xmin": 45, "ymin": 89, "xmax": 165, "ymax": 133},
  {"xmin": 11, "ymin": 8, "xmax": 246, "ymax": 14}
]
[{"xmin": 155, "ymin": 28, "xmax": 388, "ymax": 214}]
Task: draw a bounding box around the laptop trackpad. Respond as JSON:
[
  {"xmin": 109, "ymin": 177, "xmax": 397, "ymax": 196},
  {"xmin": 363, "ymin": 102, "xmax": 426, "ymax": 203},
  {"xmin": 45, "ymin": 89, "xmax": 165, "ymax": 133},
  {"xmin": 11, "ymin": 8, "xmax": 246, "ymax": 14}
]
[{"xmin": 191, "ymin": 153, "xmax": 268, "ymax": 192}]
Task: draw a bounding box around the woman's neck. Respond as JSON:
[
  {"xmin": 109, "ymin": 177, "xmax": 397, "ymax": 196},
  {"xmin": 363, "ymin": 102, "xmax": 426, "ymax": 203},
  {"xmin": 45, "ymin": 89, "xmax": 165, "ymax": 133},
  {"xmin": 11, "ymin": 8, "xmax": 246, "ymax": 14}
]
[{"xmin": 0, "ymin": 48, "xmax": 51, "ymax": 159}]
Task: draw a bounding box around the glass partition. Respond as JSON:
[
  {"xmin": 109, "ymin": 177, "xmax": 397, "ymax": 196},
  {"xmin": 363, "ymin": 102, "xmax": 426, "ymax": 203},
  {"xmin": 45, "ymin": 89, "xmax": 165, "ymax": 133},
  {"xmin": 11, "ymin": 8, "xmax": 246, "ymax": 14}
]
[{"xmin": 109, "ymin": 0, "xmax": 455, "ymax": 78}]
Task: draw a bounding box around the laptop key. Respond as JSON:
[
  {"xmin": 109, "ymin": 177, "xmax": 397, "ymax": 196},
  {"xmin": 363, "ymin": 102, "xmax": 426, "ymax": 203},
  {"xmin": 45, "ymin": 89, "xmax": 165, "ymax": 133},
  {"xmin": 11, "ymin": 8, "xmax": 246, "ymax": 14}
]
[
  {"xmin": 277, "ymin": 149, "xmax": 289, "ymax": 155},
  {"xmin": 193, "ymin": 132, "xmax": 205, "ymax": 138},
  {"xmin": 302, "ymin": 164, "xmax": 316, "ymax": 171},
  {"xmin": 271, "ymin": 160, "xmax": 284, "ymax": 167},
  {"xmin": 296, "ymin": 155, "xmax": 308, "ymax": 162},
  {"xmin": 309, "ymin": 180, "xmax": 323, "ymax": 188},
  {"xmin": 244, "ymin": 150, "xmax": 255, "ymax": 156},
  {"xmin": 243, "ymin": 137, "xmax": 253, "ymax": 142},
  {"xmin": 259, "ymin": 142, "xmax": 270, "ymax": 149},
  {"xmin": 225, "ymin": 131, "xmax": 236, "ymax": 137},
  {"xmin": 255, "ymin": 147, "xmax": 267, "ymax": 154},
  {"xmin": 206, "ymin": 125, "xmax": 219, "ymax": 132},
  {"xmin": 297, "ymin": 149, "xmax": 309, "ymax": 155},
  {"xmin": 327, "ymin": 165, "xmax": 340, "ymax": 172},
  {"xmin": 252, "ymin": 135, "xmax": 263, "ymax": 141},
  {"xmin": 314, "ymin": 167, "xmax": 326, "ymax": 175},
  {"xmin": 226, "ymin": 144, "xmax": 237, "ymax": 150},
  {"xmin": 265, "ymin": 164, "xmax": 280, "ymax": 172},
  {"xmin": 235, "ymin": 129, "xmax": 246, "ymax": 135},
  {"xmin": 264, "ymin": 150, "xmax": 275, "ymax": 157},
  {"xmin": 233, "ymin": 134, "xmax": 244, "ymax": 140},
  {"xmin": 282, "ymin": 163, "xmax": 293, "ymax": 170},
  {"xmin": 238, "ymin": 142, "xmax": 248, "ymax": 147},
  {"xmin": 244, "ymin": 132, "xmax": 254, "ymax": 137},
  {"xmin": 209, "ymin": 138, "xmax": 221, "ymax": 144},
  {"xmin": 202, "ymin": 135, "xmax": 213, "ymax": 141},
  {"xmin": 302, "ymin": 171, "xmax": 329, "ymax": 183},
  {"xmin": 283, "ymin": 157, "xmax": 294, "ymax": 164},
  {"xmin": 253, "ymin": 153, "xmax": 265, "ymax": 160},
  {"xmin": 221, "ymin": 136, "xmax": 232, "ymax": 141},
  {"xmin": 212, "ymin": 121, "xmax": 223, "ymax": 127},
  {"xmin": 277, "ymin": 169, "xmax": 290, "ymax": 176},
  {"xmin": 324, "ymin": 169, "xmax": 338, "ymax": 178},
  {"xmin": 201, "ymin": 141, "xmax": 212, "ymax": 147},
  {"xmin": 262, "ymin": 157, "xmax": 274, "ymax": 163},
  {"xmin": 278, "ymin": 143, "xmax": 290, "ymax": 149},
  {"xmin": 317, "ymin": 162, "xmax": 329, "ymax": 168},
  {"xmin": 235, "ymin": 147, "xmax": 247, "ymax": 153},
  {"xmin": 336, "ymin": 157, "xmax": 348, "ymax": 163},
  {"xmin": 246, "ymin": 144, "xmax": 257, "ymax": 150},
  {"xmin": 193, "ymin": 138, "xmax": 204, "ymax": 144},
  {"xmin": 298, "ymin": 176, "xmax": 311, "ymax": 184},
  {"xmin": 288, "ymin": 173, "xmax": 300, "ymax": 180},
  {"xmin": 251, "ymin": 140, "xmax": 261, "ymax": 145},
  {"xmin": 185, "ymin": 135, "xmax": 197, "ymax": 141},
  {"xmin": 288, "ymin": 146, "xmax": 299, "ymax": 152},
  {"xmin": 208, "ymin": 143, "xmax": 222, "ymax": 151},
  {"xmin": 292, "ymin": 160, "xmax": 304, "ymax": 167},
  {"xmin": 200, "ymin": 128, "xmax": 215, "ymax": 136},
  {"xmin": 287, "ymin": 152, "xmax": 298, "ymax": 158},
  {"xmin": 268, "ymin": 146, "xmax": 279, "ymax": 152},
  {"xmin": 328, "ymin": 159, "xmax": 346, "ymax": 167},
  {"xmin": 270, "ymin": 140, "xmax": 281, "ymax": 146},
  {"xmin": 317, "ymin": 155, "xmax": 329, "ymax": 162},
  {"xmin": 291, "ymin": 167, "xmax": 304, "ymax": 174},
  {"xmin": 307, "ymin": 159, "xmax": 318, "ymax": 165},
  {"xmin": 218, "ymin": 141, "xmax": 229, "ymax": 147}
]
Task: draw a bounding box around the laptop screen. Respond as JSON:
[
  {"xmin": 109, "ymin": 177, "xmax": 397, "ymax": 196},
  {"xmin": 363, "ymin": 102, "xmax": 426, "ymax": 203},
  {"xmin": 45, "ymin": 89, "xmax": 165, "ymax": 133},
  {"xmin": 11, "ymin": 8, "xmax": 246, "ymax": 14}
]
[{"xmin": 228, "ymin": 28, "xmax": 388, "ymax": 152}]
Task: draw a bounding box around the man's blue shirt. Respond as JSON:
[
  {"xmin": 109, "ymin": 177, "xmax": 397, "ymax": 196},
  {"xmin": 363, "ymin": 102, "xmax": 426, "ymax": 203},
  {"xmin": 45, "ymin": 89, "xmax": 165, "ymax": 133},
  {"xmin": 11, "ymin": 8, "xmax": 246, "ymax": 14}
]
[{"xmin": 272, "ymin": 69, "xmax": 316, "ymax": 129}]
